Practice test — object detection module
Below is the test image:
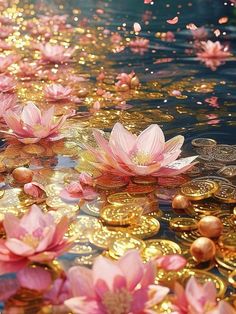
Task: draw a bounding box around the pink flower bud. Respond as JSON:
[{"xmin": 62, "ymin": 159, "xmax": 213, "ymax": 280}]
[
  {"xmin": 65, "ymin": 181, "xmax": 83, "ymax": 194},
  {"xmin": 23, "ymin": 182, "xmax": 45, "ymax": 198},
  {"xmin": 79, "ymin": 173, "xmax": 93, "ymax": 186}
]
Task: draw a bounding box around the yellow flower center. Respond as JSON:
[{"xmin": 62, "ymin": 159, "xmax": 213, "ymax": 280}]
[
  {"xmin": 21, "ymin": 234, "xmax": 39, "ymax": 249},
  {"xmin": 102, "ymin": 288, "xmax": 133, "ymax": 314},
  {"xmin": 131, "ymin": 151, "xmax": 152, "ymax": 166}
]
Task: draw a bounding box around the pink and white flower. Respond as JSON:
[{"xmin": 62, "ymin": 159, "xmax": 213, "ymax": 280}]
[
  {"xmin": 172, "ymin": 277, "xmax": 235, "ymax": 314},
  {"xmin": 60, "ymin": 179, "xmax": 97, "ymax": 203},
  {"xmin": 115, "ymin": 71, "xmax": 140, "ymax": 91},
  {"xmin": 39, "ymin": 43, "xmax": 75, "ymax": 63},
  {"xmin": 0, "ymin": 205, "xmax": 70, "ymax": 275},
  {"xmin": 64, "ymin": 250, "xmax": 169, "ymax": 314},
  {"xmin": 44, "ymin": 84, "xmax": 72, "ymax": 101},
  {"xmin": 0, "ymin": 93, "xmax": 17, "ymax": 119},
  {"xmin": 129, "ymin": 37, "xmax": 149, "ymax": 55},
  {"xmin": 0, "ymin": 55, "xmax": 17, "ymax": 73},
  {"xmin": 86, "ymin": 122, "xmax": 197, "ymax": 176},
  {"xmin": 23, "ymin": 181, "xmax": 45, "ymax": 198},
  {"xmin": 3, "ymin": 102, "xmax": 70, "ymax": 144},
  {"xmin": 0, "ymin": 75, "xmax": 16, "ymax": 92}
]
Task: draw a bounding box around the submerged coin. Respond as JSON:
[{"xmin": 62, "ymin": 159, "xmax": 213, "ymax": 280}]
[
  {"xmin": 125, "ymin": 183, "xmax": 155, "ymax": 195},
  {"xmin": 95, "ymin": 175, "xmax": 129, "ymax": 190},
  {"xmin": 186, "ymin": 202, "xmax": 221, "ymax": 217},
  {"xmin": 170, "ymin": 218, "xmax": 198, "ymax": 231},
  {"xmin": 191, "ymin": 138, "xmax": 217, "ymax": 148},
  {"xmin": 193, "ymin": 176, "xmax": 231, "ymax": 186},
  {"xmin": 147, "ymin": 239, "xmax": 182, "ymax": 255},
  {"xmin": 107, "ymin": 192, "xmax": 148, "ymax": 206},
  {"xmin": 216, "ymin": 249, "xmax": 236, "ymax": 271},
  {"xmin": 180, "ymin": 180, "xmax": 219, "ymax": 200},
  {"xmin": 100, "ymin": 204, "xmax": 143, "ymax": 226},
  {"xmin": 22, "ymin": 144, "xmax": 46, "ymax": 155},
  {"xmin": 89, "ymin": 228, "xmax": 129, "ymax": 249},
  {"xmin": 132, "ymin": 176, "xmax": 157, "ymax": 185},
  {"xmin": 214, "ymin": 184, "xmax": 236, "ymax": 203},
  {"xmin": 212, "ymin": 145, "xmax": 236, "ymax": 163}
]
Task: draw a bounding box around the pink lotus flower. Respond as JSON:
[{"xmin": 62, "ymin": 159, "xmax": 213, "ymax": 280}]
[
  {"xmin": 60, "ymin": 180, "xmax": 97, "ymax": 203},
  {"xmin": 44, "ymin": 84, "xmax": 72, "ymax": 101},
  {"xmin": 191, "ymin": 27, "xmax": 208, "ymax": 41},
  {"xmin": 129, "ymin": 37, "xmax": 149, "ymax": 55},
  {"xmin": 0, "ymin": 26, "xmax": 14, "ymax": 39},
  {"xmin": 45, "ymin": 277, "xmax": 71, "ymax": 305},
  {"xmin": 64, "ymin": 250, "xmax": 169, "ymax": 314},
  {"xmin": 0, "ymin": 55, "xmax": 17, "ymax": 73},
  {"xmin": 155, "ymin": 255, "xmax": 187, "ymax": 271},
  {"xmin": 39, "ymin": 43, "xmax": 75, "ymax": 63},
  {"xmin": 197, "ymin": 41, "xmax": 231, "ymax": 71},
  {"xmin": 0, "ymin": 205, "xmax": 70, "ymax": 275},
  {"xmin": 23, "ymin": 181, "xmax": 45, "ymax": 198},
  {"xmin": 3, "ymin": 102, "xmax": 70, "ymax": 144},
  {"xmin": 0, "ymin": 93, "xmax": 17, "ymax": 119},
  {"xmin": 172, "ymin": 277, "xmax": 235, "ymax": 314},
  {"xmin": 116, "ymin": 71, "xmax": 140, "ymax": 90},
  {"xmin": 0, "ymin": 75, "xmax": 16, "ymax": 92},
  {"xmin": 18, "ymin": 62, "xmax": 40, "ymax": 78},
  {"xmin": 86, "ymin": 122, "xmax": 197, "ymax": 176}
]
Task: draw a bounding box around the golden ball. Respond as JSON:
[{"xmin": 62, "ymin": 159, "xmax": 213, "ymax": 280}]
[
  {"xmin": 198, "ymin": 216, "xmax": 223, "ymax": 238},
  {"xmin": 12, "ymin": 167, "xmax": 33, "ymax": 184},
  {"xmin": 172, "ymin": 194, "xmax": 190, "ymax": 209},
  {"xmin": 190, "ymin": 237, "xmax": 216, "ymax": 262}
]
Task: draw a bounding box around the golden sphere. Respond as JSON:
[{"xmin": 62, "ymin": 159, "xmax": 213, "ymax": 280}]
[
  {"xmin": 172, "ymin": 194, "xmax": 190, "ymax": 209},
  {"xmin": 12, "ymin": 167, "xmax": 33, "ymax": 184},
  {"xmin": 190, "ymin": 237, "xmax": 216, "ymax": 262},
  {"xmin": 198, "ymin": 216, "xmax": 223, "ymax": 238}
]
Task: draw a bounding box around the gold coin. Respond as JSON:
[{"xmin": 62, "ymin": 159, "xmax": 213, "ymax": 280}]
[
  {"xmin": 214, "ymin": 184, "xmax": 236, "ymax": 203},
  {"xmin": 180, "ymin": 180, "xmax": 219, "ymax": 200},
  {"xmin": 74, "ymin": 253, "xmax": 100, "ymax": 266},
  {"xmin": 109, "ymin": 216, "xmax": 160, "ymax": 239},
  {"xmin": 142, "ymin": 241, "xmax": 163, "ymax": 262},
  {"xmin": 69, "ymin": 242, "xmax": 98, "ymax": 255},
  {"xmin": 185, "ymin": 257, "xmax": 215, "ymax": 271},
  {"xmin": 80, "ymin": 197, "xmax": 106, "ymax": 217},
  {"xmin": 215, "ymin": 249, "xmax": 236, "ymax": 271},
  {"xmin": 132, "ymin": 176, "xmax": 157, "ymax": 185},
  {"xmin": 0, "ymin": 188, "xmax": 34, "ymax": 211},
  {"xmin": 169, "ymin": 217, "xmax": 198, "ymax": 231},
  {"xmin": 191, "ymin": 138, "xmax": 217, "ymax": 148},
  {"xmin": 95, "ymin": 175, "xmax": 129, "ymax": 190},
  {"xmin": 181, "ymin": 269, "xmax": 226, "ymax": 298},
  {"xmin": 145, "ymin": 239, "xmax": 181, "ymax": 255},
  {"xmin": 186, "ymin": 202, "xmax": 221, "ymax": 217},
  {"xmin": 100, "ymin": 204, "xmax": 143, "ymax": 226},
  {"xmin": 89, "ymin": 227, "xmax": 130, "ymax": 249},
  {"xmin": 218, "ymin": 233, "xmax": 236, "ymax": 251},
  {"xmin": 22, "ymin": 144, "xmax": 46, "ymax": 155},
  {"xmin": 46, "ymin": 196, "xmax": 79, "ymax": 212},
  {"xmin": 194, "ymin": 176, "xmax": 231, "ymax": 186},
  {"xmin": 228, "ymin": 269, "xmax": 236, "ymax": 288},
  {"xmin": 218, "ymin": 165, "xmax": 236, "ymax": 178},
  {"xmin": 158, "ymin": 175, "xmax": 189, "ymax": 188},
  {"xmin": 175, "ymin": 230, "xmax": 200, "ymax": 246},
  {"xmin": 45, "ymin": 183, "xmax": 64, "ymax": 197},
  {"xmin": 109, "ymin": 236, "xmax": 146, "ymax": 259},
  {"xmin": 107, "ymin": 192, "xmax": 148, "ymax": 206},
  {"xmin": 212, "ymin": 144, "xmax": 236, "ymax": 163},
  {"xmin": 125, "ymin": 183, "xmax": 155, "ymax": 195},
  {"xmin": 66, "ymin": 216, "xmax": 102, "ymax": 243}
]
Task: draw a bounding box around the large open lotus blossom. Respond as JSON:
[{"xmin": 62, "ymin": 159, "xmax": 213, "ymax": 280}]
[
  {"xmin": 0, "ymin": 55, "xmax": 17, "ymax": 73},
  {"xmin": 0, "ymin": 75, "xmax": 16, "ymax": 92},
  {"xmin": 197, "ymin": 41, "xmax": 231, "ymax": 71},
  {"xmin": 64, "ymin": 250, "xmax": 169, "ymax": 314},
  {"xmin": 44, "ymin": 84, "xmax": 72, "ymax": 101},
  {"xmin": 3, "ymin": 102, "xmax": 70, "ymax": 144},
  {"xmin": 172, "ymin": 277, "xmax": 235, "ymax": 314},
  {"xmin": 86, "ymin": 122, "xmax": 197, "ymax": 176},
  {"xmin": 0, "ymin": 205, "xmax": 70, "ymax": 275},
  {"xmin": 39, "ymin": 43, "xmax": 75, "ymax": 63},
  {"xmin": 0, "ymin": 93, "xmax": 17, "ymax": 119},
  {"xmin": 115, "ymin": 71, "xmax": 140, "ymax": 91}
]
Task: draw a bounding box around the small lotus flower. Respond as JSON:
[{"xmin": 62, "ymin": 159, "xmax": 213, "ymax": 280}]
[
  {"xmin": 197, "ymin": 41, "xmax": 231, "ymax": 71},
  {"xmin": 18, "ymin": 61, "xmax": 40, "ymax": 78},
  {"xmin": 0, "ymin": 75, "xmax": 16, "ymax": 92},
  {"xmin": 172, "ymin": 277, "xmax": 235, "ymax": 314},
  {"xmin": 155, "ymin": 255, "xmax": 187, "ymax": 271},
  {"xmin": 0, "ymin": 205, "xmax": 70, "ymax": 275},
  {"xmin": 23, "ymin": 182, "xmax": 45, "ymax": 198},
  {"xmin": 39, "ymin": 43, "xmax": 75, "ymax": 63},
  {"xmin": 0, "ymin": 26, "xmax": 14, "ymax": 39},
  {"xmin": 115, "ymin": 71, "xmax": 140, "ymax": 91},
  {"xmin": 3, "ymin": 102, "xmax": 70, "ymax": 144},
  {"xmin": 191, "ymin": 27, "xmax": 208, "ymax": 41},
  {"xmin": 64, "ymin": 250, "xmax": 169, "ymax": 314},
  {"xmin": 60, "ymin": 179, "xmax": 97, "ymax": 202},
  {"xmin": 45, "ymin": 277, "xmax": 71, "ymax": 305},
  {"xmin": 0, "ymin": 93, "xmax": 17, "ymax": 119},
  {"xmin": 86, "ymin": 122, "xmax": 197, "ymax": 176},
  {"xmin": 44, "ymin": 84, "xmax": 72, "ymax": 101},
  {"xmin": 0, "ymin": 55, "xmax": 17, "ymax": 73},
  {"xmin": 129, "ymin": 37, "xmax": 149, "ymax": 55}
]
